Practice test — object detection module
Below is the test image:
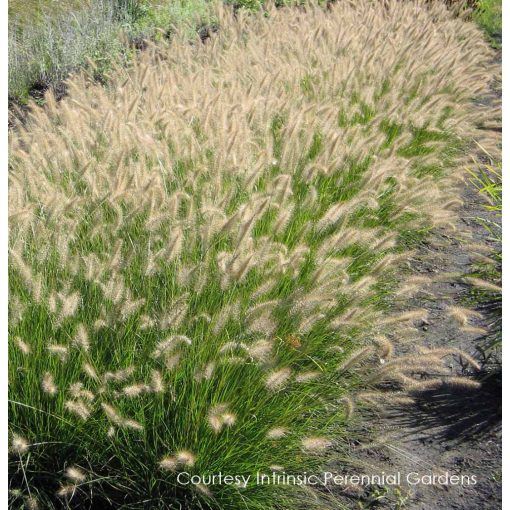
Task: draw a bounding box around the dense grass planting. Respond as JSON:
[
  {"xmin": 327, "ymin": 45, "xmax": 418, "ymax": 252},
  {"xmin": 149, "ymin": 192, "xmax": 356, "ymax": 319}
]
[
  {"xmin": 8, "ymin": 2, "xmax": 498, "ymax": 509},
  {"xmin": 8, "ymin": 0, "xmax": 498, "ymax": 103}
]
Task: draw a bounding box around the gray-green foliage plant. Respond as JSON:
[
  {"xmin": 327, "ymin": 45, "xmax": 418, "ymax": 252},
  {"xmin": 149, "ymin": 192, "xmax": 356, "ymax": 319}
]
[{"xmin": 8, "ymin": 0, "xmax": 215, "ymax": 101}]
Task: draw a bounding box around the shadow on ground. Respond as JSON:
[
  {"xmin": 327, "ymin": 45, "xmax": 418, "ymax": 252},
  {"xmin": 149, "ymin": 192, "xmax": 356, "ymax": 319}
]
[{"xmin": 393, "ymin": 368, "xmax": 501, "ymax": 443}]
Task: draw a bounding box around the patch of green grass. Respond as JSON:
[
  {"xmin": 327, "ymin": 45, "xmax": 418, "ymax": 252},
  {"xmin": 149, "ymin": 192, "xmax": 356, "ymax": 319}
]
[
  {"xmin": 467, "ymin": 153, "xmax": 502, "ymax": 348},
  {"xmin": 8, "ymin": 0, "xmax": 88, "ymax": 20},
  {"xmin": 473, "ymin": 0, "xmax": 502, "ymax": 48}
]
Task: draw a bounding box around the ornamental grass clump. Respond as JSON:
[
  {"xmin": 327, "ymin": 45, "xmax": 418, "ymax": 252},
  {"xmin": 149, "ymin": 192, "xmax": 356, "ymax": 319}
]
[{"xmin": 9, "ymin": 1, "xmax": 498, "ymax": 508}]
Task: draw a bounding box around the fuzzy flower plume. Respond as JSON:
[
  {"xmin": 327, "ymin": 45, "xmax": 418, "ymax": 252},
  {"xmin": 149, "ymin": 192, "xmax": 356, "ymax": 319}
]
[{"xmin": 160, "ymin": 450, "xmax": 196, "ymax": 472}]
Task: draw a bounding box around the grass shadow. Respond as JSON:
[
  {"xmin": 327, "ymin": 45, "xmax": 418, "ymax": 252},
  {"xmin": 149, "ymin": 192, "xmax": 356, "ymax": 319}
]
[{"xmin": 388, "ymin": 369, "xmax": 501, "ymax": 444}]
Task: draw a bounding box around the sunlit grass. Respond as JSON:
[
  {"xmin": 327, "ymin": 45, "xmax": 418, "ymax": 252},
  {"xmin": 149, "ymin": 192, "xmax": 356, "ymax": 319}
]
[{"xmin": 8, "ymin": 2, "xmax": 498, "ymax": 509}]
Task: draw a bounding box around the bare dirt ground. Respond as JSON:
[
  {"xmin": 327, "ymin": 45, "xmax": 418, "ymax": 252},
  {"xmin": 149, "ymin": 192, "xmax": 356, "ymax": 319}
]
[
  {"xmin": 329, "ymin": 176, "xmax": 502, "ymax": 510},
  {"xmin": 378, "ymin": 185, "xmax": 500, "ymax": 510},
  {"xmin": 332, "ymin": 76, "xmax": 502, "ymax": 510}
]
